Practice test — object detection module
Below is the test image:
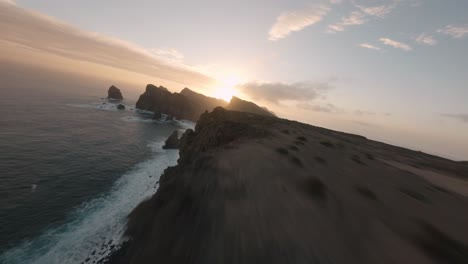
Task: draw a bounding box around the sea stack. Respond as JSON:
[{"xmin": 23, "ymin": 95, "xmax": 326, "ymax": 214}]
[
  {"xmin": 108, "ymin": 85, "xmax": 123, "ymax": 100},
  {"xmin": 162, "ymin": 130, "xmax": 180, "ymax": 149}
]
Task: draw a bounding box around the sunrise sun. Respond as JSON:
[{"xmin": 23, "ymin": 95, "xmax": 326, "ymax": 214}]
[{"xmin": 213, "ymin": 76, "xmax": 241, "ymax": 102}]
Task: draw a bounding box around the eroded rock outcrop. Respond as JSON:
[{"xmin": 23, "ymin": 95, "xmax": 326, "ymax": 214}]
[
  {"xmin": 135, "ymin": 84, "xmax": 274, "ymax": 121},
  {"xmin": 226, "ymin": 96, "xmax": 275, "ymax": 117},
  {"xmin": 108, "ymin": 85, "xmax": 123, "ymax": 100},
  {"xmin": 135, "ymin": 84, "xmax": 227, "ymax": 121},
  {"xmin": 162, "ymin": 130, "xmax": 180, "ymax": 149}
]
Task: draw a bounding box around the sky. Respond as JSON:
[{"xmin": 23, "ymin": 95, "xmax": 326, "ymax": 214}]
[{"xmin": 1, "ymin": 0, "xmax": 467, "ymax": 160}]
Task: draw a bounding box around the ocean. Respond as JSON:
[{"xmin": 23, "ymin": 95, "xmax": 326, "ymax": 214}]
[{"xmin": 0, "ymin": 81, "xmax": 192, "ymax": 263}]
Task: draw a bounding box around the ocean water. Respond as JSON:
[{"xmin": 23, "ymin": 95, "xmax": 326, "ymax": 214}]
[{"xmin": 0, "ymin": 83, "xmax": 193, "ymax": 263}]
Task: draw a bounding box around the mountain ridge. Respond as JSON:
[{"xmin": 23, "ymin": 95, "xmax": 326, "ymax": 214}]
[{"xmin": 135, "ymin": 84, "xmax": 273, "ymax": 121}]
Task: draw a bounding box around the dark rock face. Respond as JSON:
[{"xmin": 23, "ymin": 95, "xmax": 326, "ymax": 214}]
[
  {"xmin": 162, "ymin": 130, "xmax": 180, "ymax": 149},
  {"xmin": 108, "ymin": 85, "xmax": 123, "ymax": 100},
  {"xmin": 117, "ymin": 104, "xmax": 125, "ymax": 110},
  {"xmin": 180, "ymin": 87, "xmax": 228, "ymax": 111},
  {"xmin": 135, "ymin": 84, "xmax": 274, "ymax": 122},
  {"xmin": 152, "ymin": 111, "xmax": 162, "ymax": 120},
  {"xmin": 226, "ymin": 96, "xmax": 275, "ymax": 117},
  {"xmin": 135, "ymin": 84, "xmax": 227, "ymax": 121}
]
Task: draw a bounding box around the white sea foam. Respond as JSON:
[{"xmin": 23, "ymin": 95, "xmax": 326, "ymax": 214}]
[
  {"xmin": 174, "ymin": 119, "xmax": 195, "ymax": 131},
  {"xmin": 120, "ymin": 116, "xmax": 155, "ymax": 123},
  {"xmin": 66, "ymin": 102, "xmax": 134, "ymax": 112},
  {"xmin": 1, "ymin": 140, "xmax": 179, "ymax": 264}
]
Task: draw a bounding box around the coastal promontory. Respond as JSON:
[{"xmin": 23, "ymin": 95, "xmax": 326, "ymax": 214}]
[{"xmin": 108, "ymin": 107, "xmax": 468, "ymax": 264}]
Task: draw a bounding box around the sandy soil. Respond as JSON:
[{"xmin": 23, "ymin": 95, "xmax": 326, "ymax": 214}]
[{"xmin": 384, "ymin": 160, "xmax": 468, "ymax": 197}]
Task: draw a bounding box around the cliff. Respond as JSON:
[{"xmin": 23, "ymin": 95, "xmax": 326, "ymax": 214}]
[
  {"xmin": 135, "ymin": 85, "xmax": 228, "ymax": 121},
  {"xmin": 108, "ymin": 107, "xmax": 468, "ymax": 264},
  {"xmin": 135, "ymin": 84, "xmax": 274, "ymax": 121},
  {"xmin": 226, "ymin": 96, "xmax": 275, "ymax": 117},
  {"xmin": 180, "ymin": 87, "xmax": 228, "ymax": 111},
  {"xmin": 135, "ymin": 84, "xmax": 198, "ymax": 120}
]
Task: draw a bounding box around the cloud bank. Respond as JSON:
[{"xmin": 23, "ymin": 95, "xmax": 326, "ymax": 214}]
[
  {"xmin": 268, "ymin": 5, "xmax": 330, "ymax": 41},
  {"xmin": 0, "ymin": 2, "xmax": 215, "ymax": 88},
  {"xmin": 236, "ymin": 81, "xmax": 332, "ymax": 104},
  {"xmin": 297, "ymin": 103, "xmax": 343, "ymax": 114}
]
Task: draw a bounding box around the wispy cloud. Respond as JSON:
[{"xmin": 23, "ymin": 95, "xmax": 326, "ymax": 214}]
[
  {"xmin": 416, "ymin": 33, "xmax": 438, "ymax": 46},
  {"xmin": 327, "ymin": 11, "xmax": 366, "ymax": 33},
  {"xmin": 353, "ymin": 120, "xmax": 379, "ymax": 127},
  {"xmin": 0, "ymin": 2, "xmax": 215, "ymax": 88},
  {"xmin": 441, "ymin": 113, "xmax": 468, "ymax": 123},
  {"xmin": 297, "ymin": 102, "xmax": 344, "ymax": 114},
  {"xmin": 327, "ymin": 0, "xmax": 412, "ymax": 33},
  {"xmin": 379, "ymin": 38, "xmax": 412, "ymax": 51},
  {"xmin": 354, "ymin": 110, "xmax": 376, "ymax": 116},
  {"xmin": 358, "ymin": 43, "xmax": 381, "ymax": 50},
  {"xmin": 438, "ymin": 25, "xmax": 468, "ymax": 39},
  {"xmin": 150, "ymin": 48, "xmax": 184, "ymax": 62},
  {"xmin": 269, "ymin": 5, "xmax": 330, "ymax": 41},
  {"xmin": 236, "ymin": 81, "xmax": 332, "ymax": 104},
  {"xmin": 354, "ymin": 3, "xmax": 396, "ymax": 18}
]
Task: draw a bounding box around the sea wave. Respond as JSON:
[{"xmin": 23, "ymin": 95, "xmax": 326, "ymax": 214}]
[
  {"xmin": 66, "ymin": 102, "xmax": 133, "ymax": 111},
  {"xmin": 0, "ymin": 139, "xmax": 179, "ymax": 264}
]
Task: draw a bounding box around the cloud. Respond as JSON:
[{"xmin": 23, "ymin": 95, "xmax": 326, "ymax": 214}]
[
  {"xmin": 438, "ymin": 25, "xmax": 468, "ymax": 39},
  {"xmin": 358, "ymin": 43, "xmax": 381, "ymax": 50},
  {"xmin": 379, "ymin": 38, "xmax": 412, "ymax": 51},
  {"xmin": 353, "ymin": 2, "xmax": 397, "ymax": 18},
  {"xmin": 416, "ymin": 33, "xmax": 438, "ymax": 46},
  {"xmin": 236, "ymin": 81, "xmax": 333, "ymax": 104},
  {"xmin": 297, "ymin": 103, "xmax": 344, "ymax": 114},
  {"xmin": 441, "ymin": 113, "xmax": 468, "ymax": 123},
  {"xmin": 150, "ymin": 48, "xmax": 184, "ymax": 62},
  {"xmin": 0, "ymin": 0, "xmax": 15, "ymax": 4},
  {"xmin": 329, "ymin": 0, "xmax": 343, "ymax": 4},
  {"xmin": 327, "ymin": 11, "xmax": 366, "ymax": 33},
  {"xmin": 354, "ymin": 110, "xmax": 376, "ymax": 116},
  {"xmin": 0, "ymin": 2, "xmax": 215, "ymax": 88},
  {"xmin": 268, "ymin": 5, "xmax": 330, "ymax": 41},
  {"xmin": 353, "ymin": 120, "xmax": 379, "ymax": 127},
  {"xmin": 327, "ymin": 0, "xmax": 409, "ymax": 33}
]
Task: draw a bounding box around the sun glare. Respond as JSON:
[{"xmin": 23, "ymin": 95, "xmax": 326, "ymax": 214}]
[{"xmin": 213, "ymin": 76, "xmax": 241, "ymax": 102}]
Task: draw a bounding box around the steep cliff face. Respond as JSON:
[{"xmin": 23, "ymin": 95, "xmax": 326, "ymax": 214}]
[
  {"xmin": 180, "ymin": 87, "xmax": 228, "ymax": 111},
  {"xmin": 136, "ymin": 84, "xmax": 197, "ymax": 120},
  {"xmin": 109, "ymin": 107, "xmax": 468, "ymax": 264},
  {"xmin": 226, "ymin": 96, "xmax": 275, "ymax": 117},
  {"xmin": 135, "ymin": 84, "xmax": 273, "ymax": 121},
  {"xmin": 135, "ymin": 85, "xmax": 228, "ymax": 121}
]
